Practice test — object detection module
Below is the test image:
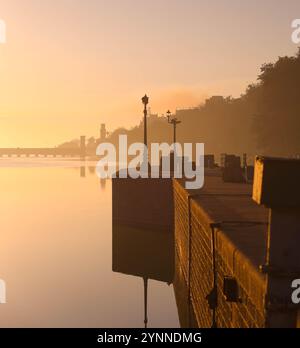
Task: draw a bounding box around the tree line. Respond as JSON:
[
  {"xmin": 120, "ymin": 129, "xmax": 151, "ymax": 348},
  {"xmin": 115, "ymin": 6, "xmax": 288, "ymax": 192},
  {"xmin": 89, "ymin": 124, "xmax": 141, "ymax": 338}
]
[{"xmin": 60, "ymin": 49, "xmax": 300, "ymax": 159}]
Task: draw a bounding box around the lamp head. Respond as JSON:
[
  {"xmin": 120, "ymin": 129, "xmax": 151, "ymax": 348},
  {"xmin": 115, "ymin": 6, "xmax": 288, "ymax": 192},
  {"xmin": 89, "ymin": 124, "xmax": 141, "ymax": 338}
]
[
  {"xmin": 142, "ymin": 94, "xmax": 149, "ymax": 106},
  {"xmin": 166, "ymin": 110, "xmax": 171, "ymax": 122}
]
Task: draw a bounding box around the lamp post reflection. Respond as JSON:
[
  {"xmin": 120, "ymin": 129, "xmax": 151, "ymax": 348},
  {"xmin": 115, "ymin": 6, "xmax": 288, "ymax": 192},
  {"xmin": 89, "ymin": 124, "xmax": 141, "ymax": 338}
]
[
  {"xmin": 112, "ymin": 223, "xmax": 174, "ymax": 328},
  {"xmin": 143, "ymin": 277, "xmax": 148, "ymax": 329}
]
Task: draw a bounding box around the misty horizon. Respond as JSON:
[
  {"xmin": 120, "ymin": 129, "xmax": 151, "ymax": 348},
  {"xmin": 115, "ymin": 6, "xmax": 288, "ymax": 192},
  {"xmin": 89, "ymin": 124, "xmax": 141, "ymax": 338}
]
[{"xmin": 0, "ymin": 0, "xmax": 299, "ymax": 147}]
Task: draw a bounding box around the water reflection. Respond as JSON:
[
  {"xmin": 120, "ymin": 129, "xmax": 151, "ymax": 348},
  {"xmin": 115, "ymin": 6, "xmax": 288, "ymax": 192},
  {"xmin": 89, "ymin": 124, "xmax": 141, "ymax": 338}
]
[
  {"xmin": 88, "ymin": 166, "xmax": 96, "ymax": 175},
  {"xmin": 0, "ymin": 159, "xmax": 179, "ymax": 328},
  {"xmin": 112, "ymin": 223, "xmax": 175, "ymax": 327},
  {"xmin": 80, "ymin": 165, "xmax": 86, "ymax": 178},
  {"xmin": 112, "ymin": 224, "xmax": 174, "ymax": 283},
  {"xmin": 100, "ymin": 179, "xmax": 107, "ymax": 190}
]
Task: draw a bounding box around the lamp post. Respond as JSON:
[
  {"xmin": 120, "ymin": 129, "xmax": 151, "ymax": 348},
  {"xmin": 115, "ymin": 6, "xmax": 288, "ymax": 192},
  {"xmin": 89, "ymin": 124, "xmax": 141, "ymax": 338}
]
[
  {"xmin": 141, "ymin": 95, "xmax": 149, "ymax": 170},
  {"xmin": 142, "ymin": 95, "xmax": 149, "ymax": 147},
  {"xmin": 166, "ymin": 110, "xmax": 181, "ymax": 144}
]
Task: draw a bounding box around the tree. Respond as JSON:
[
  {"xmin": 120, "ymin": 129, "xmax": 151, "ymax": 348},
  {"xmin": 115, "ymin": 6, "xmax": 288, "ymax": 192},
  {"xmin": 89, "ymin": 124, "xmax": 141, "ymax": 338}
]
[{"xmin": 248, "ymin": 49, "xmax": 300, "ymax": 155}]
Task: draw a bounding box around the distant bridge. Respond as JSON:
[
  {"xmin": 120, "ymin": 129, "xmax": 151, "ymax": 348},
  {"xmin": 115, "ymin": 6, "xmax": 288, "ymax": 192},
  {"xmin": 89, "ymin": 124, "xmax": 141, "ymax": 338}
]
[
  {"xmin": 0, "ymin": 148, "xmax": 84, "ymax": 158},
  {"xmin": 0, "ymin": 136, "xmax": 87, "ymax": 158}
]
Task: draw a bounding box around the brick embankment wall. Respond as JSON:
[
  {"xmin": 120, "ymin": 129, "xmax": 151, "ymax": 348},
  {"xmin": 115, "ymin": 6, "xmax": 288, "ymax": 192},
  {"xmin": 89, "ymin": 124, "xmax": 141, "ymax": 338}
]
[
  {"xmin": 173, "ymin": 178, "xmax": 268, "ymax": 328},
  {"xmin": 173, "ymin": 249, "xmax": 198, "ymax": 328}
]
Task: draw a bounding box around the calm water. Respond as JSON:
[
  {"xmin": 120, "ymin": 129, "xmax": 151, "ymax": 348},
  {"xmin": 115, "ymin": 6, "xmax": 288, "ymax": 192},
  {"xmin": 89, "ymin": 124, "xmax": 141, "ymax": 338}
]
[{"xmin": 0, "ymin": 159, "xmax": 179, "ymax": 328}]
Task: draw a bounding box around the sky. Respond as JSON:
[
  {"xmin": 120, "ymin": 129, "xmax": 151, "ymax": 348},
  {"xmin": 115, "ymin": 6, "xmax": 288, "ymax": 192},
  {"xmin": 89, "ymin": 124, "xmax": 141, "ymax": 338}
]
[{"xmin": 0, "ymin": 0, "xmax": 299, "ymax": 147}]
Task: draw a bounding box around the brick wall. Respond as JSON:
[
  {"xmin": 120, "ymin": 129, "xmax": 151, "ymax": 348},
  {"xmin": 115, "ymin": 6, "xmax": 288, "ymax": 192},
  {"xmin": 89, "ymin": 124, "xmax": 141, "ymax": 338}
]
[{"xmin": 173, "ymin": 179, "xmax": 266, "ymax": 328}]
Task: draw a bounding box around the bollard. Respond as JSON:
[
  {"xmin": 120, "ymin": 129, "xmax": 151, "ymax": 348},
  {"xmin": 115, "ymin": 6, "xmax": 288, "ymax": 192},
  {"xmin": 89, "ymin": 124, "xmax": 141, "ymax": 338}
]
[
  {"xmin": 253, "ymin": 156, "xmax": 300, "ymax": 327},
  {"xmin": 222, "ymin": 154, "xmax": 244, "ymax": 183}
]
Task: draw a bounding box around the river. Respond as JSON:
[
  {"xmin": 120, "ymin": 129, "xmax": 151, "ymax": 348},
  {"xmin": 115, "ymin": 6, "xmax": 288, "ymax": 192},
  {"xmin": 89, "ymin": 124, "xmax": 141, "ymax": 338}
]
[{"xmin": 0, "ymin": 159, "xmax": 179, "ymax": 328}]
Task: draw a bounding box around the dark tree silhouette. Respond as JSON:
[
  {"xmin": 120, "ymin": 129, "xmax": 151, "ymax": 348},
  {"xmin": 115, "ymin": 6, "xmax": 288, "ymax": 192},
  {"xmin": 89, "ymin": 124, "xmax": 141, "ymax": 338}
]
[
  {"xmin": 247, "ymin": 49, "xmax": 300, "ymax": 155},
  {"xmin": 58, "ymin": 50, "xmax": 300, "ymax": 158}
]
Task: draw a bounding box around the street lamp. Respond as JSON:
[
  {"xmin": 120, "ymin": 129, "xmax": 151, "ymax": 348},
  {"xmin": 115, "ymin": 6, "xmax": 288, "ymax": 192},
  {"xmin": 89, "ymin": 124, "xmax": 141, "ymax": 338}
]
[
  {"xmin": 142, "ymin": 94, "xmax": 149, "ymax": 147},
  {"xmin": 166, "ymin": 110, "xmax": 181, "ymax": 144}
]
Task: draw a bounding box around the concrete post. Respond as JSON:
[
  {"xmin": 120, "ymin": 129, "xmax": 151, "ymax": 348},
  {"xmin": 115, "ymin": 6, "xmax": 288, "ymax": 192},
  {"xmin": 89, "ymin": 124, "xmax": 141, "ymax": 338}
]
[{"xmin": 253, "ymin": 156, "xmax": 300, "ymax": 327}]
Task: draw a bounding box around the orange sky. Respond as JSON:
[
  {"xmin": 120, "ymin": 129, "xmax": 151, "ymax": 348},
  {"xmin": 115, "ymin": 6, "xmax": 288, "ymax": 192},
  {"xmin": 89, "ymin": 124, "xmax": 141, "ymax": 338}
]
[{"xmin": 0, "ymin": 0, "xmax": 299, "ymax": 147}]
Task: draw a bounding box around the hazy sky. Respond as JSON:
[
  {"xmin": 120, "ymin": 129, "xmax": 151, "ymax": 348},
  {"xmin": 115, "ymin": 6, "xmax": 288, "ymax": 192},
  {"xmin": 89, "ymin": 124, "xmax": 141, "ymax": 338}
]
[{"xmin": 0, "ymin": 0, "xmax": 299, "ymax": 146}]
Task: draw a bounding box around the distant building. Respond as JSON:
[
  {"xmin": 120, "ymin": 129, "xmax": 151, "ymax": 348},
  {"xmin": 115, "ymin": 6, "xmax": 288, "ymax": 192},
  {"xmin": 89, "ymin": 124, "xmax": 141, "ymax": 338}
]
[
  {"xmin": 100, "ymin": 124, "xmax": 107, "ymax": 142},
  {"xmin": 205, "ymin": 96, "xmax": 224, "ymax": 105}
]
